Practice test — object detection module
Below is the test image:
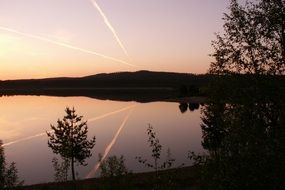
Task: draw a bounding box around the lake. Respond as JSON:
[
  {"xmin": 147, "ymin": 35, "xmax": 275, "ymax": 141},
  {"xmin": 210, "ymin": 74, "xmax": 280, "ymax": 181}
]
[{"xmin": 0, "ymin": 95, "xmax": 203, "ymax": 185}]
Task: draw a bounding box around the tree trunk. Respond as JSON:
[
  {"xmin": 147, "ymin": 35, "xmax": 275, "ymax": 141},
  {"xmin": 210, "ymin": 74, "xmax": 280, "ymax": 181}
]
[
  {"xmin": 71, "ymin": 157, "xmax": 75, "ymax": 181},
  {"xmin": 281, "ymin": 25, "xmax": 285, "ymax": 67}
]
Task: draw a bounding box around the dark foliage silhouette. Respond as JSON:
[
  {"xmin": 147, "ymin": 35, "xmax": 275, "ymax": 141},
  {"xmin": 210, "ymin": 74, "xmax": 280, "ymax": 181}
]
[
  {"xmin": 99, "ymin": 154, "xmax": 129, "ymax": 178},
  {"xmin": 0, "ymin": 71, "xmax": 213, "ymax": 103},
  {"xmin": 188, "ymin": 103, "xmax": 199, "ymax": 112},
  {"xmin": 179, "ymin": 103, "xmax": 188, "ymax": 113},
  {"xmin": 47, "ymin": 107, "xmax": 96, "ymax": 181},
  {"xmin": 179, "ymin": 103, "xmax": 200, "ymax": 113},
  {"xmin": 52, "ymin": 157, "xmax": 70, "ymax": 182},
  {"xmin": 210, "ymin": 0, "xmax": 285, "ymax": 75},
  {"xmin": 0, "ymin": 140, "xmax": 23, "ymax": 189},
  {"xmin": 179, "ymin": 85, "xmax": 200, "ymax": 97},
  {"xmin": 136, "ymin": 124, "xmax": 176, "ymax": 189},
  {"xmin": 0, "ymin": 71, "xmax": 211, "ymax": 91},
  {"xmin": 136, "ymin": 125, "xmax": 175, "ymax": 173},
  {"xmin": 196, "ymin": 86, "xmax": 285, "ymax": 190},
  {"xmin": 189, "ymin": 1, "xmax": 285, "ymax": 189}
]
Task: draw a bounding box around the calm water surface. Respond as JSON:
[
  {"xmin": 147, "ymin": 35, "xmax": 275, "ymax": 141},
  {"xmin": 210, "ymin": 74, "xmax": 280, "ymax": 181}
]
[{"xmin": 0, "ymin": 96, "xmax": 203, "ymax": 185}]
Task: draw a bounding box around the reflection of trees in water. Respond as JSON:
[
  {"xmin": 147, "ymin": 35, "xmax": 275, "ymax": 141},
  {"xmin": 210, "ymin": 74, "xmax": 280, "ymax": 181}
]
[
  {"xmin": 179, "ymin": 103, "xmax": 188, "ymax": 113},
  {"xmin": 199, "ymin": 82, "xmax": 285, "ymax": 189},
  {"xmin": 196, "ymin": 0, "xmax": 285, "ymax": 188},
  {"xmin": 189, "ymin": 103, "xmax": 199, "ymax": 111},
  {"xmin": 179, "ymin": 103, "xmax": 200, "ymax": 113}
]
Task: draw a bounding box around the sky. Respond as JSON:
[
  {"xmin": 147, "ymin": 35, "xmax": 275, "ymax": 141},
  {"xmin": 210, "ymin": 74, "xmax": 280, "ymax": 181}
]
[{"xmin": 0, "ymin": 0, "xmax": 232, "ymax": 80}]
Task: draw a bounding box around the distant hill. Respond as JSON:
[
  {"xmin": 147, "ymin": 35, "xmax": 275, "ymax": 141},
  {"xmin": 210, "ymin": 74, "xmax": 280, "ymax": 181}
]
[
  {"xmin": 0, "ymin": 71, "xmax": 284, "ymax": 102},
  {"xmin": 0, "ymin": 70, "xmax": 212, "ymax": 102},
  {"xmin": 0, "ymin": 70, "xmax": 211, "ymax": 89}
]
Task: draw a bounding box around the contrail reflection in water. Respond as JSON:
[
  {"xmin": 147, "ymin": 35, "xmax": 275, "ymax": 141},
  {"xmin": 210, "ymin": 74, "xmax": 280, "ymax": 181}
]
[
  {"xmin": 2, "ymin": 105, "xmax": 135, "ymax": 147},
  {"xmin": 85, "ymin": 109, "xmax": 133, "ymax": 178}
]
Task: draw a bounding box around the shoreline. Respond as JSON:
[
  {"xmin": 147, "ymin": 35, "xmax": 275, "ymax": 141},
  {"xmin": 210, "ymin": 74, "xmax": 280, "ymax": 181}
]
[{"xmin": 14, "ymin": 166, "xmax": 201, "ymax": 190}]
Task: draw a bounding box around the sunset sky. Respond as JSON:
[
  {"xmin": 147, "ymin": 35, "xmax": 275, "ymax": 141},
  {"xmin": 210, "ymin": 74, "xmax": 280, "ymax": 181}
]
[{"xmin": 0, "ymin": 0, "xmax": 234, "ymax": 80}]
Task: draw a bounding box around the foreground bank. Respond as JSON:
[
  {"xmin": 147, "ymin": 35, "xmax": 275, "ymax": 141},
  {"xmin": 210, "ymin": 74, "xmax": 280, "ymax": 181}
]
[{"xmin": 13, "ymin": 166, "xmax": 200, "ymax": 190}]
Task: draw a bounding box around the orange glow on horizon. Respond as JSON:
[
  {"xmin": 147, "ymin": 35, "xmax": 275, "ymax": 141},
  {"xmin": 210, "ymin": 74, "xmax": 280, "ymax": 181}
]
[
  {"xmin": 0, "ymin": 27, "xmax": 136, "ymax": 67},
  {"xmin": 0, "ymin": 0, "xmax": 224, "ymax": 79}
]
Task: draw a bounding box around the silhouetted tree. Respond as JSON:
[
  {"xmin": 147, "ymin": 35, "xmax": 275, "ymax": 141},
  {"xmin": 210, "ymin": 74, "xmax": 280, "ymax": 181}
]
[
  {"xmin": 0, "ymin": 140, "xmax": 23, "ymax": 188},
  {"xmin": 136, "ymin": 125, "xmax": 181, "ymax": 190},
  {"xmin": 52, "ymin": 157, "xmax": 70, "ymax": 182},
  {"xmin": 197, "ymin": 93, "xmax": 285, "ymax": 190},
  {"xmin": 188, "ymin": 103, "xmax": 200, "ymax": 111},
  {"xmin": 0, "ymin": 141, "xmax": 5, "ymax": 188},
  {"xmin": 99, "ymin": 154, "xmax": 129, "ymax": 178},
  {"xmin": 179, "ymin": 103, "xmax": 188, "ymax": 113},
  {"xmin": 47, "ymin": 107, "xmax": 96, "ymax": 181},
  {"xmin": 136, "ymin": 125, "xmax": 175, "ymax": 183},
  {"xmin": 192, "ymin": 1, "xmax": 285, "ymax": 189},
  {"xmin": 200, "ymin": 103, "xmax": 227, "ymax": 154},
  {"xmin": 210, "ymin": 0, "xmax": 285, "ymax": 75}
]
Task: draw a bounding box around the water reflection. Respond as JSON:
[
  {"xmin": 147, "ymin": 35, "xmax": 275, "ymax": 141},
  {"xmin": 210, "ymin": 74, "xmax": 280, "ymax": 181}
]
[
  {"xmin": 0, "ymin": 96, "xmax": 203, "ymax": 184},
  {"xmin": 189, "ymin": 103, "xmax": 199, "ymax": 112},
  {"xmin": 179, "ymin": 103, "xmax": 200, "ymax": 114},
  {"xmin": 198, "ymin": 79, "xmax": 285, "ymax": 189},
  {"xmin": 179, "ymin": 103, "xmax": 188, "ymax": 113}
]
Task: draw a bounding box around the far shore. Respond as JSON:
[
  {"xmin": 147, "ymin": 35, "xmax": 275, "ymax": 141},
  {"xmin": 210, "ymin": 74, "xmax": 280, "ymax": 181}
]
[
  {"xmin": 166, "ymin": 96, "xmax": 206, "ymax": 104},
  {"xmin": 0, "ymin": 87, "xmax": 206, "ymax": 103}
]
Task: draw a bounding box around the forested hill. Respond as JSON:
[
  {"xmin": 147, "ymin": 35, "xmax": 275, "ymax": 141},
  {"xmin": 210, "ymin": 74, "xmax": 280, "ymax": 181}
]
[{"xmin": 0, "ymin": 70, "xmax": 212, "ymax": 89}]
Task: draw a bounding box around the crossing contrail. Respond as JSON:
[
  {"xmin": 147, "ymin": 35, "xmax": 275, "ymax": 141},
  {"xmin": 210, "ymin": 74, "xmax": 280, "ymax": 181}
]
[
  {"xmin": 2, "ymin": 132, "xmax": 46, "ymax": 147},
  {"xmin": 89, "ymin": 0, "xmax": 131, "ymax": 60},
  {"xmin": 0, "ymin": 26, "xmax": 136, "ymax": 67},
  {"xmin": 86, "ymin": 109, "xmax": 133, "ymax": 178},
  {"xmin": 88, "ymin": 105, "xmax": 135, "ymax": 122},
  {"xmin": 2, "ymin": 105, "xmax": 135, "ymax": 147}
]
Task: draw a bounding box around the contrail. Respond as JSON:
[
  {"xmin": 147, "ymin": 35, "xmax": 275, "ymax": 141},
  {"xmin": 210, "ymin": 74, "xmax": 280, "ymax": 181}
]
[
  {"xmin": 2, "ymin": 105, "xmax": 135, "ymax": 147},
  {"xmin": 85, "ymin": 109, "xmax": 133, "ymax": 178},
  {"xmin": 2, "ymin": 132, "xmax": 46, "ymax": 147},
  {"xmin": 0, "ymin": 26, "xmax": 136, "ymax": 67},
  {"xmin": 89, "ymin": 0, "xmax": 130, "ymax": 59}
]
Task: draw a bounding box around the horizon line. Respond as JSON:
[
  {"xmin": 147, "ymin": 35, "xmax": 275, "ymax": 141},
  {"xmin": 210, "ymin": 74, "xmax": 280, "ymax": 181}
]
[{"xmin": 0, "ymin": 70, "xmax": 208, "ymax": 81}]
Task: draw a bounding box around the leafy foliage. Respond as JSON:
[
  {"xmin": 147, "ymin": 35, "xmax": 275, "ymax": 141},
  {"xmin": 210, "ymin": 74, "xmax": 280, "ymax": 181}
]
[
  {"xmin": 52, "ymin": 157, "xmax": 70, "ymax": 182},
  {"xmin": 198, "ymin": 92, "xmax": 285, "ymax": 189},
  {"xmin": 136, "ymin": 124, "xmax": 175, "ymax": 172},
  {"xmin": 135, "ymin": 125, "xmax": 191, "ymax": 190},
  {"xmin": 210, "ymin": 0, "xmax": 285, "ymax": 75},
  {"xmin": 194, "ymin": 1, "xmax": 285, "ymax": 189},
  {"xmin": 0, "ymin": 140, "xmax": 23, "ymax": 189},
  {"xmin": 47, "ymin": 107, "xmax": 96, "ymax": 180},
  {"xmin": 99, "ymin": 154, "xmax": 129, "ymax": 178},
  {"xmin": 179, "ymin": 103, "xmax": 200, "ymax": 114}
]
